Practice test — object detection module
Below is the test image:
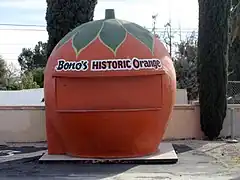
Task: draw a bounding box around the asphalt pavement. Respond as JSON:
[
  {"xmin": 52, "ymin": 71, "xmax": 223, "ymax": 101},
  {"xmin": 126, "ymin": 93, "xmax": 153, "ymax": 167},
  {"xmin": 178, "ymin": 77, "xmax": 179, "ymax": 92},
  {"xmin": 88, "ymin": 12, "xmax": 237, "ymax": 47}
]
[{"xmin": 0, "ymin": 140, "xmax": 239, "ymax": 180}]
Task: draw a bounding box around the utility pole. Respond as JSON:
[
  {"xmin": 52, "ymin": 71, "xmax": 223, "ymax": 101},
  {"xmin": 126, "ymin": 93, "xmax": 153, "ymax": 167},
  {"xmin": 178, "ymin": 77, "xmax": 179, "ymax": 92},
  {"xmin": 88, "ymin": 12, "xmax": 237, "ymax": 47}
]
[
  {"xmin": 152, "ymin": 13, "xmax": 158, "ymax": 36},
  {"xmin": 178, "ymin": 22, "xmax": 182, "ymax": 42},
  {"xmin": 168, "ymin": 0, "xmax": 172, "ymax": 57}
]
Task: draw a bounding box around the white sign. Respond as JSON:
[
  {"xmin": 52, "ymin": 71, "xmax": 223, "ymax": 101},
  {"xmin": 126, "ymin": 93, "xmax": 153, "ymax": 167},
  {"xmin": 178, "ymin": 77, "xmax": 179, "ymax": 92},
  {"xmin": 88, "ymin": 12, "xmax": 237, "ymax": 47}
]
[{"xmin": 55, "ymin": 58, "xmax": 162, "ymax": 72}]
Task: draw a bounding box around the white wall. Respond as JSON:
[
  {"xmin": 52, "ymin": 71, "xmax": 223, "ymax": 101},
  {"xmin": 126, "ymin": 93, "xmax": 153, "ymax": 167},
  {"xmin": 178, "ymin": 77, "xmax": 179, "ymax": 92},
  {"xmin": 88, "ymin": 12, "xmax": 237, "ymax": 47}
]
[
  {"xmin": 0, "ymin": 88, "xmax": 44, "ymax": 106},
  {"xmin": 176, "ymin": 89, "xmax": 188, "ymax": 104}
]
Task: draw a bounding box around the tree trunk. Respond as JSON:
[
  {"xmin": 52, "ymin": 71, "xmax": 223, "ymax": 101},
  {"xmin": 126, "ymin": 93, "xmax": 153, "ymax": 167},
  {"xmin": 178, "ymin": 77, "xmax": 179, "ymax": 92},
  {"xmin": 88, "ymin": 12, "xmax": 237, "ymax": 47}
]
[
  {"xmin": 198, "ymin": 0, "xmax": 230, "ymax": 139},
  {"xmin": 45, "ymin": 0, "xmax": 98, "ymax": 58}
]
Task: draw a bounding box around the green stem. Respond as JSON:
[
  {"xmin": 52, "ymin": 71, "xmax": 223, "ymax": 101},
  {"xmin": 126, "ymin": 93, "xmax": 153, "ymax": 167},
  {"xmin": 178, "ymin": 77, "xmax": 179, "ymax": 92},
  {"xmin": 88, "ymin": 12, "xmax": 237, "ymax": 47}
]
[{"xmin": 105, "ymin": 9, "xmax": 115, "ymax": 19}]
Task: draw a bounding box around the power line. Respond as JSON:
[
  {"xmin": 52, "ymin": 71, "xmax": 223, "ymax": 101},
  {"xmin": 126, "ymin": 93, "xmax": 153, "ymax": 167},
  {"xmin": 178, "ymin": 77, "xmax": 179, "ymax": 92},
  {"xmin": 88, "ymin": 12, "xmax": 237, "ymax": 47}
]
[
  {"xmin": 0, "ymin": 23, "xmax": 46, "ymax": 28},
  {"xmin": 0, "ymin": 24, "xmax": 46, "ymax": 32},
  {"xmin": 1, "ymin": 59, "xmax": 19, "ymax": 61},
  {"xmin": 1, "ymin": 53, "xmax": 20, "ymax": 55},
  {"xmin": 0, "ymin": 23, "xmax": 197, "ymax": 32},
  {"xmin": 0, "ymin": 28, "xmax": 46, "ymax": 32},
  {"xmin": 0, "ymin": 43, "xmax": 34, "ymax": 46},
  {"xmin": 0, "ymin": 28, "xmax": 197, "ymax": 33},
  {"xmin": 0, "ymin": 23, "xmax": 198, "ymax": 30}
]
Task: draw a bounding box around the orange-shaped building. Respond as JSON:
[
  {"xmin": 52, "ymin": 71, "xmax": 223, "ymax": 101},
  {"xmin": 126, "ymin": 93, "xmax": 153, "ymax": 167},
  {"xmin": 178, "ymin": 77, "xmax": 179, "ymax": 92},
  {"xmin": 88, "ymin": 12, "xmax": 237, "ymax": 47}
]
[{"xmin": 44, "ymin": 9, "xmax": 176, "ymax": 158}]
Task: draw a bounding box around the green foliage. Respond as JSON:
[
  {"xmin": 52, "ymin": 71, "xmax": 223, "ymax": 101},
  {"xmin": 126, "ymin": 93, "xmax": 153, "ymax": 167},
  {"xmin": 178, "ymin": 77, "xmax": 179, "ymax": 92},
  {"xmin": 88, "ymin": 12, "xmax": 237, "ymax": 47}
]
[
  {"xmin": 2, "ymin": 63, "xmax": 40, "ymax": 90},
  {"xmin": 232, "ymin": 0, "xmax": 239, "ymax": 7},
  {"xmin": 228, "ymin": 39, "xmax": 240, "ymax": 81},
  {"xmin": 18, "ymin": 41, "xmax": 47, "ymax": 72},
  {"xmin": 231, "ymin": 0, "xmax": 240, "ymax": 43},
  {"xmin": 19, "ymin": 72, "xmax": 40, "ymax": 90},
  {"xmin": 45, "ymin": 0, "xmax": 98, "ymax": 58},
  {"xmin": 229, "ymin": 0, "xmax": 240, "ymax": 81},
  {"xmin": 198, "ymin": 0, "xmax": 230, "ymax": 140},
  {"xmin": 0, "ymin": 56, "xmax": 7, "ymax": 90},
  {"xmin": 174, "ymin": 33, "xmax": 198, "ymax": 101},
  {"xmin": 31, "ymin": 68, "xmax": 44, "ymax": 88},
  {"xmin": 4, "ymin": 63, "xmax": 21, "ymax": 90},
  {"xmin": 17, "ymin": 41, "xmax": 46, "ymax": 88}
]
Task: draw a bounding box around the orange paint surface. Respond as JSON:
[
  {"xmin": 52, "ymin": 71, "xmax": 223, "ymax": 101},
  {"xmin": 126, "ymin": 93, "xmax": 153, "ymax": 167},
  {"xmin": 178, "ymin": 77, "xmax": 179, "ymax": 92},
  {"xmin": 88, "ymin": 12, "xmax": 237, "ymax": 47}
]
[{"xmin": 44, "ymin": 22, "xmax": 176, "ymax": 158}]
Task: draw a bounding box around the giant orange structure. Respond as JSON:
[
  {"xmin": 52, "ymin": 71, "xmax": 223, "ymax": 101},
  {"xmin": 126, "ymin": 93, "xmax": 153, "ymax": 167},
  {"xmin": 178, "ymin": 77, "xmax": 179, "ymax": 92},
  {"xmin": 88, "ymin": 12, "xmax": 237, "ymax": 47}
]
[{"xmin": 44, "ymin": 9, "xmax": 176, "ymax": 158}]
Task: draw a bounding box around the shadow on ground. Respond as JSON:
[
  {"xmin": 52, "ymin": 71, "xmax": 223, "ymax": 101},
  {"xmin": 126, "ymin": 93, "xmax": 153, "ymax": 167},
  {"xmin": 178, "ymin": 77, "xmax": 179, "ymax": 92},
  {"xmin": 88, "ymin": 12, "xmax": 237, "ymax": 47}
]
[
  {"xmin": 0, "ymin": 141, "xmax": 225, "ymax": 178},
  {"xmin": 0, "ymin": 143, "xmax": 188, "ymax": 178},
  {"xmin": 172, "ymin": 144, "xmax": 193, "ymax": 154},
  {"xmin": 0, "ymin": 156, "xmax": 137, "ymax": 178}
]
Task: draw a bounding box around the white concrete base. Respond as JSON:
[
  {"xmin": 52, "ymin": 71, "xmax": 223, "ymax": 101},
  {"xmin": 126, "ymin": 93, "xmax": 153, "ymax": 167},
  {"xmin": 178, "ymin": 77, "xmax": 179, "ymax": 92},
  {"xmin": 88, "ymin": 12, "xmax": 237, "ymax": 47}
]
[{"xmin": 39, "ymin": 143, "xmax": 178, "ymax": 164}]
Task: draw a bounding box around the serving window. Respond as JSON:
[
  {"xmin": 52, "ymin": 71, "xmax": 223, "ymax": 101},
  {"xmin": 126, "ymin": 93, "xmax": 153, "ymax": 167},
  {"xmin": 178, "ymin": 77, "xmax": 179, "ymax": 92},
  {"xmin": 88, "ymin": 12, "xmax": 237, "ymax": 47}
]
[{"xmin": 55, "ymin": 75, "xmax": 163, "ymax": 111}]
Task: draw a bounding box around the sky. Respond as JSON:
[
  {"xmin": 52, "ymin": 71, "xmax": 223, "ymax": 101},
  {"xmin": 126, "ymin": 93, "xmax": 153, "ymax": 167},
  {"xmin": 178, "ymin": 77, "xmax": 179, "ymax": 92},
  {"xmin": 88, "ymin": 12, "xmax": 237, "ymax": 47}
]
[{"xmin": 0, "ymin": 0, "xmax": 199, "ymax": 68}]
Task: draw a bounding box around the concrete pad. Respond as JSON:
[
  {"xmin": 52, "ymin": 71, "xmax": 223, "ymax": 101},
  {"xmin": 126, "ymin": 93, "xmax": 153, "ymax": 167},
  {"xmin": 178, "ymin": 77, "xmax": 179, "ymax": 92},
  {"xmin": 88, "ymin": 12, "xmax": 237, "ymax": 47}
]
[{"xmin": 39, "ymin": 142, "xmax": 178, "ymax": 164}]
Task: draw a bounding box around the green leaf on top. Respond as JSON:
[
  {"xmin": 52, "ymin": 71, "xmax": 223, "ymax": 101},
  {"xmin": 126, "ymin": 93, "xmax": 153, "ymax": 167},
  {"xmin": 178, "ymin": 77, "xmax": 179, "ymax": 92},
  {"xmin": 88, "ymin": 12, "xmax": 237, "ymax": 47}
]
[
  {"xmin": 55, "ymin": 24, "xmax": 86, "ymax": 50},
  {"xmin": 72, "ymin": 20, "xmax": 104, "ymax": 56},
  {"xmin": 119, "ymin": 20, "xmax": 154, "ymax": 54},
  {"xmin": 99, "ymin": 19, "xmax": 127, "ymax": 55}
]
